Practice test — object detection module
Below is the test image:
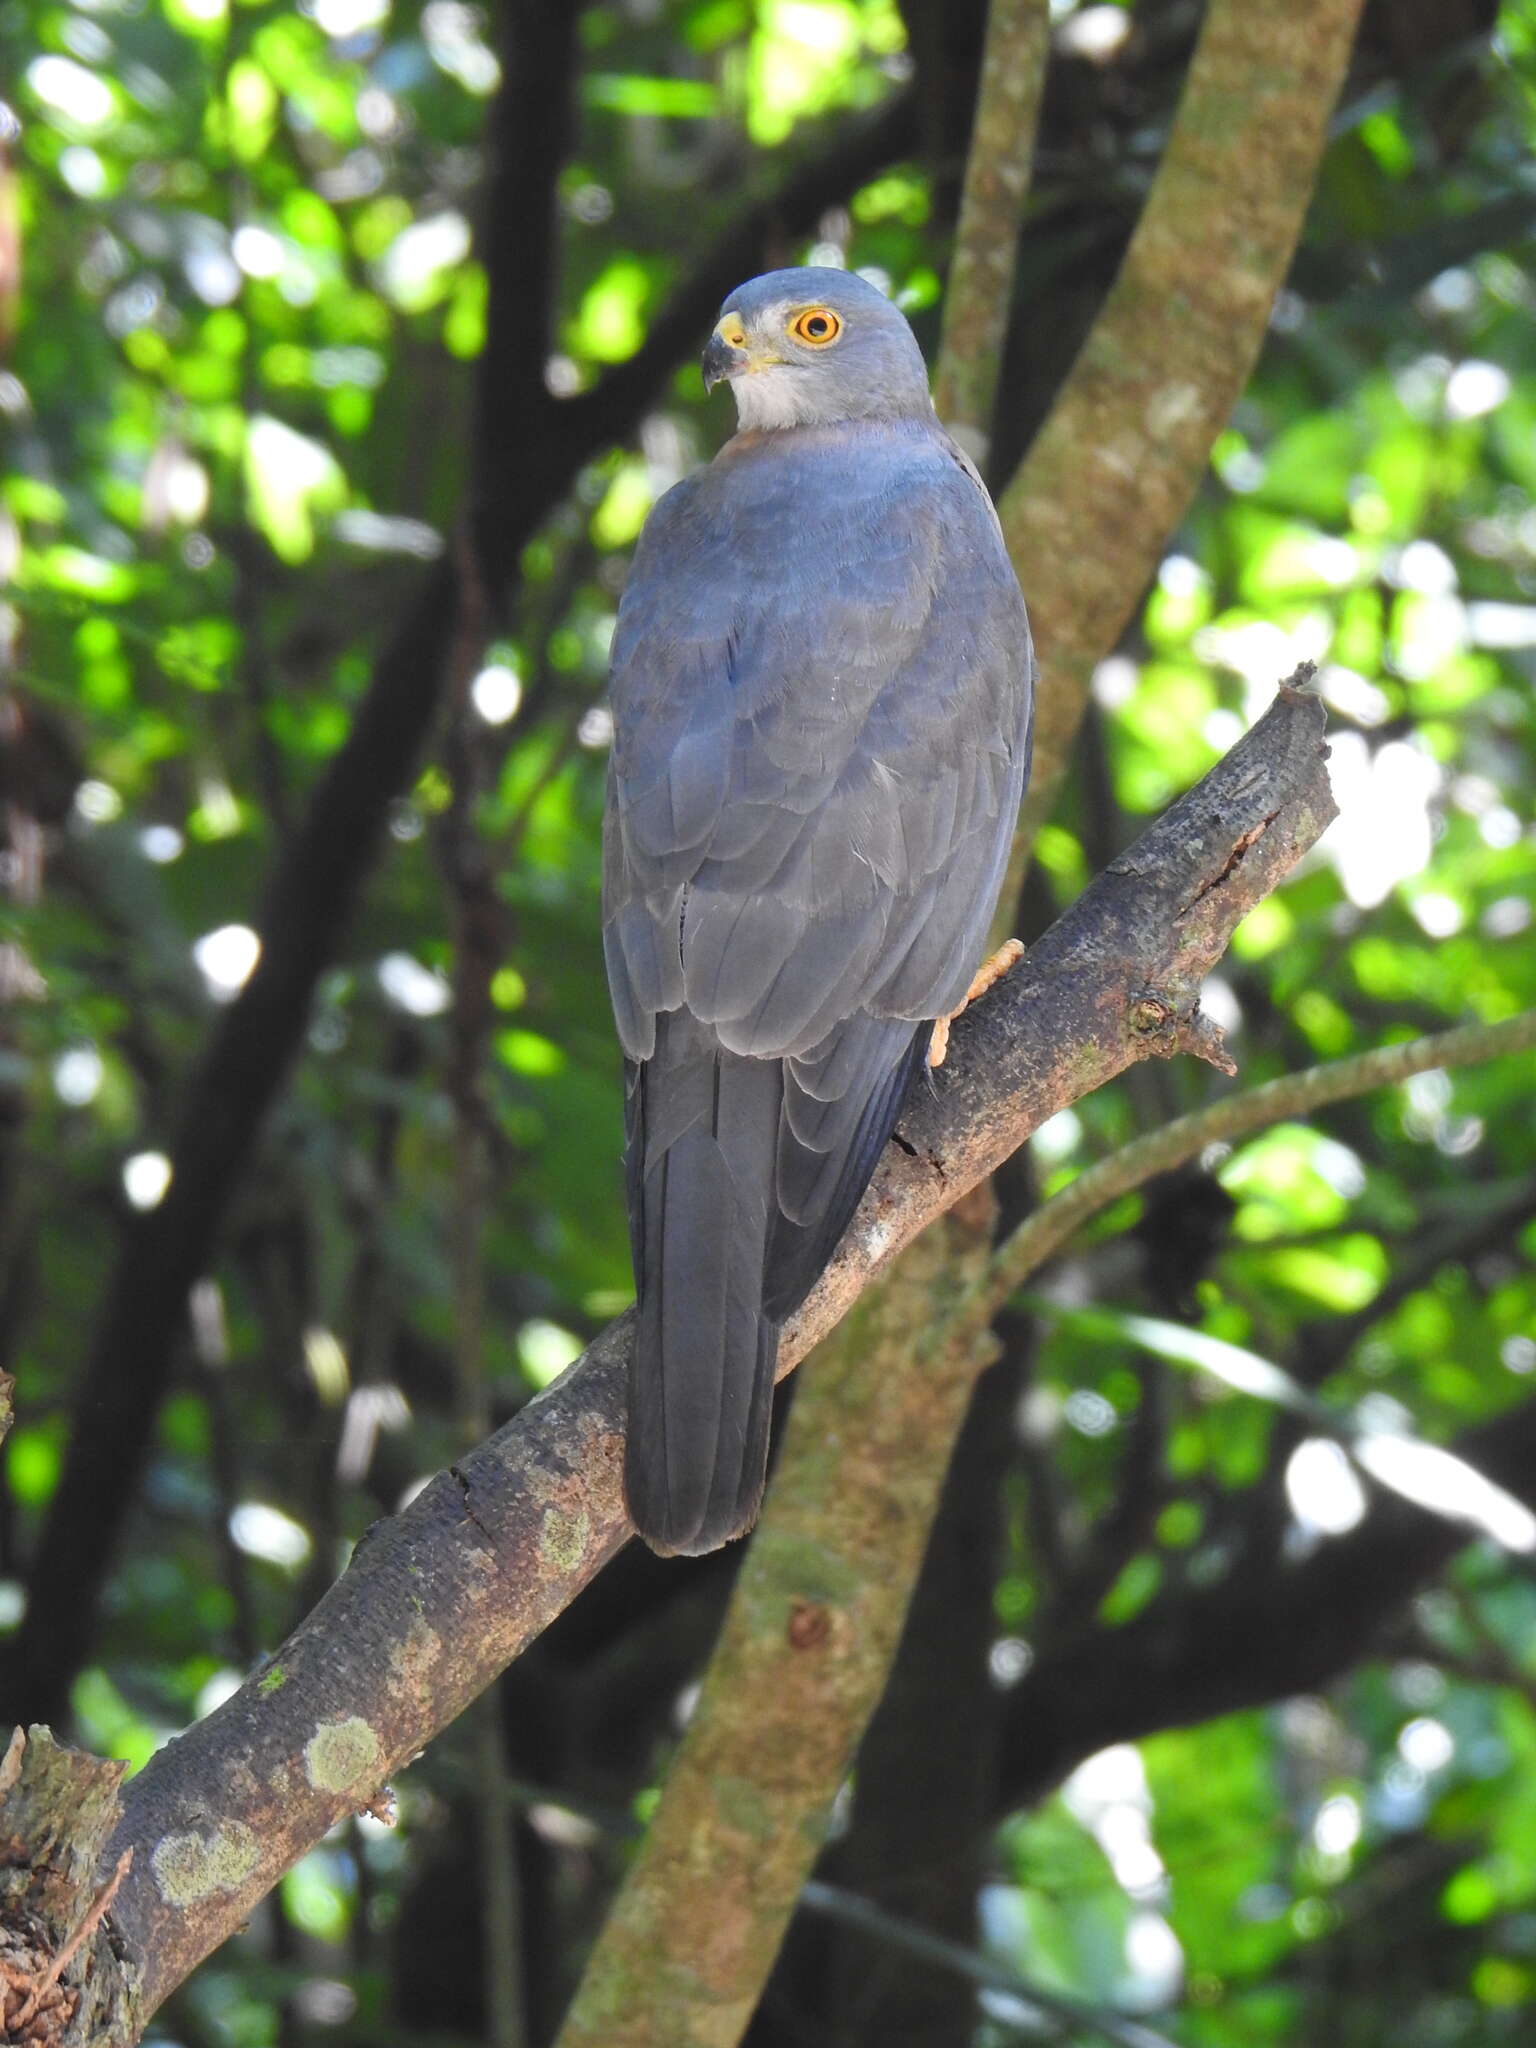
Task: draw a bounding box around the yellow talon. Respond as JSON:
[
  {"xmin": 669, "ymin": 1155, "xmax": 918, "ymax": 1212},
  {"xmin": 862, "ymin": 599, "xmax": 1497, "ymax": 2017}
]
[{"xmin": 927, "ymin": 938, "xmax": 1025, "ymax": 1069}]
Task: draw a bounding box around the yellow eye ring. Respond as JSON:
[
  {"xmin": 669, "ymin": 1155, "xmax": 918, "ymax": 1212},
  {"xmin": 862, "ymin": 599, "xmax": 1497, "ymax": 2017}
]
[{"xmin": 790, "ymin": 306, "xmax": 842, "ymax": 346}]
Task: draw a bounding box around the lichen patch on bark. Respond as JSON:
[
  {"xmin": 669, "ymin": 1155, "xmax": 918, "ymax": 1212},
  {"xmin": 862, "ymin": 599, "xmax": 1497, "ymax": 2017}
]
[
  {"xmin": 151, "ymin": 1822, "xmax": 259, "ymax": 1906},
  {"xmin": 388, "ymin": 1619, "xmax": 442, "ymax": 1695},
  {"xmin": 540, "ymin": 1504, "xmax": 590, "ymax": 1574},
  {"xmin": 302, "ymin": 1718, "xmax": 381, "ymax": 1795}
]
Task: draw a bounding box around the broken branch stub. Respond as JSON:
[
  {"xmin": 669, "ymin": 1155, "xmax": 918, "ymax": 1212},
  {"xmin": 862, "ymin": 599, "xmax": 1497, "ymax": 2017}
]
[{"xmin": 0, "ymin": 1728, "xmax": 140, "ymax": 2046}]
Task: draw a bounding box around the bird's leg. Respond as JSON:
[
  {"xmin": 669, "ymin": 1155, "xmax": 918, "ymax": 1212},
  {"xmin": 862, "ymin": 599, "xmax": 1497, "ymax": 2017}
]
[{"xmin": 927, "ymin": 939, "xmax": 1026, "ymax": 1069}]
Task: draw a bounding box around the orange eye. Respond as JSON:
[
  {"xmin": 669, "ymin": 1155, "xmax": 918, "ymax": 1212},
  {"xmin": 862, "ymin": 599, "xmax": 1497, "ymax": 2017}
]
[{"xmin": 790, "ymin": 306, "xmax": 842, "ymax": 346}]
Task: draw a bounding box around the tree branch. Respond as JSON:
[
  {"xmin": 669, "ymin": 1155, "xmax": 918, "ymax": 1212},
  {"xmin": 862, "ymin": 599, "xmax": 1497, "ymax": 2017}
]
[
  {"xmin": 555, "ymin": 1208, "xmax": 1003, "ymax": 2048},
  {"xmin": 800, "ymin": 1882, "xmax": 1181, "ymax": 2048},
  {"xmin": 931, "ymin": 0, "xmax": 1049, "ymax": 450},
  {"xmin": 0, "ymin": 1730, "xmax": 139, "ymax": 2041},
  {"xmin": 817, "ymin": 1324, "xmax": 1025, "ymax": 2042},
  {"xmin": 990, "ymin": 1006, "xmax": 1536, "ymax": 1305},
  {"xmin": 995, "ymin": 0, "xmax": 1366, "ymax": 861},
  {"xmin": 84, "ymin": 683, "xmax": 1332, "ymax": 2030}
]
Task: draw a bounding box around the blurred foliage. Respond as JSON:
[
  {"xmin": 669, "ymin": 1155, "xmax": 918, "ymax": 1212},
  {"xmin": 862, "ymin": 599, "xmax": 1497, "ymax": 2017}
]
[{"xmin": 3, "ymin": 0, "xmax": 1536, "ymax": 2043}]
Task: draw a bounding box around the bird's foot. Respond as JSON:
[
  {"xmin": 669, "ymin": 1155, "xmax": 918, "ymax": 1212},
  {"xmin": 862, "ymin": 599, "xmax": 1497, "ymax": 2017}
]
[{"xmin": 927, "ymin": 939, "xmax": 1025, "ymax": 1069}]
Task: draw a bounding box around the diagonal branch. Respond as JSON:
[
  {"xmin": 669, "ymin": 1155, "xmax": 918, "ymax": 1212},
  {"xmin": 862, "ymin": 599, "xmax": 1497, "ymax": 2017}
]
[
  {"xmin": 800, "ymin": 1882, "xmax": 1181, "ymax": 2048},
  {"xmin": 100, "ymin": 680, "xmax": 1332, "ymax": 2027},
  {"xmin": 996, "ymin": 0, "xmax": 1366, "ymax": 861},
  {"xmin": 989, "ymin": 1009, "xmax": 1536, "ymax": 1303}
]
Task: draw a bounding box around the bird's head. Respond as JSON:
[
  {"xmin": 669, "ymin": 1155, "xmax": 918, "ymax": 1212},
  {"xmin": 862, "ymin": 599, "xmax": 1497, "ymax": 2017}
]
[{"xmin": 703, "ymin": 268, "xmax": 933, "ymax": 431}]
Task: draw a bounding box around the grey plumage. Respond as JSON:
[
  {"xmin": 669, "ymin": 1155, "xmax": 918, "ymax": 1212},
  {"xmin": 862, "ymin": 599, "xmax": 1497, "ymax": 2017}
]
[{"xmin": 604, "ymin": 269, "xmax": 1034, "ymax": 1555}]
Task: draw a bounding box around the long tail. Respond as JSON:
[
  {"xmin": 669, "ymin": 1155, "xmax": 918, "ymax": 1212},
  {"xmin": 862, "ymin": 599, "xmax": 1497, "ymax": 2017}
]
[
  {"xmin": 623, "ymin": 1014, "xmax": 783, "ymax": 1555},
  {"xmin": 623, "ymin": 1012, "xmax": 930, "ymax": 1556}
]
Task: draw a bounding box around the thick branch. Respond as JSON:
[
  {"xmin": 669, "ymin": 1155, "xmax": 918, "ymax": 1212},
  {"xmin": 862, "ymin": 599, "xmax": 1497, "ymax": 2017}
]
[
  {"xmin": 820, "ymin": 1321, "xmax": 1024, "ymax": 2042},
  {"xmin": 99, "ymin": 683, "xmax": 1333, "ymax": 2027},
  {"xmin": 996, "ymin": 0, "xmax": 1365, "ymax": 856}
]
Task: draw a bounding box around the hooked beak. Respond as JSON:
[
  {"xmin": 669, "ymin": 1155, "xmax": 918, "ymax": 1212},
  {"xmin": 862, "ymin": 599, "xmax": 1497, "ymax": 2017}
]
[{"xmin": 702, "ymin": 318, "xmax": 750, "ymax": 394}]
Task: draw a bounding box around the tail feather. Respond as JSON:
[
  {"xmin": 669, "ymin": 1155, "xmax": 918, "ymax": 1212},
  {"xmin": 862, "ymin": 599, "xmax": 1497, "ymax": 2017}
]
[
  {"xmin": 625, "ymin": 1017, "xmax": 782, "ymax": 1555},
  {"xmin": 624, "ymin": 1010, "xmax": 928, "ymax": 1556}
]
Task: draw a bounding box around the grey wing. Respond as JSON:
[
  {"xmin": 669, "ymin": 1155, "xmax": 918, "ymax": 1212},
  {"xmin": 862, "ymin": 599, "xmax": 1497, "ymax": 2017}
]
[{"xmin": 604, "ymin": 439, "xmax": 1035, "ymax": 1067}]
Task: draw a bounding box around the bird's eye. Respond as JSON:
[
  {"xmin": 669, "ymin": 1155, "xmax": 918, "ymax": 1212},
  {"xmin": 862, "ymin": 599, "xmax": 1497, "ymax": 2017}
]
[{"xmin": 790, "ymin": 306, "xmax": 842, "ymax": 346}]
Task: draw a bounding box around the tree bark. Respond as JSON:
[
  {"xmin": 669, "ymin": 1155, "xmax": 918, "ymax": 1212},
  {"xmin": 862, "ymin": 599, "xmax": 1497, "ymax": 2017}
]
[
  {"xmin": 0, "ymin": 1730, "xmax": 138, "ymax": 2047},
  {"xmin": 817, "ymin": 1346, "xmax": 1025, "ymax": 2047}
]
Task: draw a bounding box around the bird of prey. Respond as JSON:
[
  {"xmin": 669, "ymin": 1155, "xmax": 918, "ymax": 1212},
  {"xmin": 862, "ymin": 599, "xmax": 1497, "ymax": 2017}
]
[{"xmin": 603, "ymin": 268, "xmax": 1034, "ymax": 1556}]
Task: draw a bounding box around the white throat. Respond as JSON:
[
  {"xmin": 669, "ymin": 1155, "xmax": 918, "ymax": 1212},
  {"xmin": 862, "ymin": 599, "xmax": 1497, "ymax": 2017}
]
[{"xmin": 731, "ymin": 369, "xmax": 815, "ymax": 432}]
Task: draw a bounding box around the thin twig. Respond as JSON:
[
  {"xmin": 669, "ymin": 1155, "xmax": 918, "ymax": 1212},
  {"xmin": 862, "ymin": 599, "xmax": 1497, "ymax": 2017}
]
[{"xmin": 990, "ymin": 1011, "xmax": 1536, "ymax": 1304}]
